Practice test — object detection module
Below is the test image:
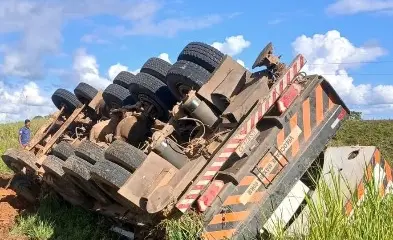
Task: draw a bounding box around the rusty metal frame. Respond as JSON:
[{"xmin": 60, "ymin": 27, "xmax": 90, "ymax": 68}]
[
  {"xmin": 27, "ymin": 91, "xmax": 105, "ymax": 162},
  {"xmin": 26, "ymin": 106, "xmax": 64, "ymax": 152},
  {"xmin": 38, "ymin": 106, "xmax": 85, "ymax": 157}
]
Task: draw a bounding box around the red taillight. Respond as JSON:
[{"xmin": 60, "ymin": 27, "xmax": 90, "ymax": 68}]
[
  {"xmin": 277, "ymin": 83, "xmax": 302, "ymax": 113},
  {"xmin": 197, "ymin": 180, "xmax": 225, "ymax": 212}
]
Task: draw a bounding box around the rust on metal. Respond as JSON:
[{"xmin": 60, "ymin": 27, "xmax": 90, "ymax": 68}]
[
  {"xmin": 197, "ymin": 56, "xmax": 247, "ymax": 111},
  {"xmin": 118, "ymin": 152, "xmax": 178, "ymax": 208},
  {"xmin": 222, "ymin": 74, "xmax": 269, "ymax": 123},
  {"xmin": 146, "ymin": 156, "xmax": 207, "ymax": 213},
  {"xmin": 252, "ymin": 42, "xmax": 280, "ymax": 69},
  {"xmin": 38, "ymin": 106, "xmax": 85, "ymax": 157},
  {"xmin": 26, "ymin": 107, "xmax": 64, "ymax": 152}
]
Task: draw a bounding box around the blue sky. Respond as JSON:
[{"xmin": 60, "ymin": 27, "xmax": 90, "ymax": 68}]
[{"xmin": 1, "ymin": 0, "xmax": 393, "ymax": 122}]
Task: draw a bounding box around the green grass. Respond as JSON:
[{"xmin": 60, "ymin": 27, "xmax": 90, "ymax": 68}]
[
  {"xmin": 10, "ymin": 192, "xmax": 118, "ymax": 240},
  {"xmin": 330, "ymin": 119, "xmax": 393, "ymax": 161},
  {"xmin": 159, "ymin": 212, "xmax": 204, "ymax": 240},
  {"xmin": 275, "ymin": 167, "xmax": 393, "ymax": 240},
  {"xmin": 0, "ymin": 119, "xmax": 47, "ymax": 174},
  {"xmin": 2, "ymin": 119, "xmax": 393, "ymax": 239}
]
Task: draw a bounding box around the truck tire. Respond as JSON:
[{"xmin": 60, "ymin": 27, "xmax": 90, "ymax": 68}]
[
  {"xmin": 42, "ymin": 155, "xmax": 93, "ymax": 209},
  {"xmin": 43, "ymin": 173, "xmax": 93, "ymax": 209},
  {"xmin": 177, "ymin": 42, "xmax": 224, "ymax": 73},
  {"xmin": 63, "ymin": 155, "xmax": 92, "ymax": 181},
  {"xmin": 105, "ymin": 140, "xmax": 146, "ymax": 172},
  {"xmin": 74, "ymin": 140, "xmax": 105, "ymax": 164},
  {"xmin": 41, "ymin": 155, "xmax": 66, "ymax": 177},
  {"xmin": 51, "ymin": 141, "xmax": 74, "ymax": 161},
  {"xmin": 91, "ymin": 159, "xmax": 130, "ymax": 189},
  {"xmin": 2, "ymin": 148, "xmax": 38, "ymax": 173},
  {"xmin": 90, "ymin": 159, "xmax": 133, "ymax": 207},
  {"xmin": 74, "ymin": 82, "xmax": 98, "ymax": 104},
  {"xmin": 9, "ymin": 173, "xmax": 38, "ymax": 203},
  {"xmin": 113, "ymin": 71, "xmax": 136, "ymax": 89},
  {"xmin": 52, "ymin": 89, "xmax": 83, "ymax": 115},
  {"xmin": 129, "ymin": 72, "xmax": 176, "ymax": 120},
  {"xmin": 141, "ymin": 57, "xmax": 172, "ymax": 83},
  {"xmin": 63, "ymin": 155, "xmax": 112, "ymax": 205},
  {"xmin": 166, "ymin": 60, "xmax": 211, "ymax": 100},
  {"xmin": 103, "ymin": 83, "xmax": 135, "ymax": 109},
  {"xmin": 2, "ymin": 148, "xmax": 23, "ymax": 173}
]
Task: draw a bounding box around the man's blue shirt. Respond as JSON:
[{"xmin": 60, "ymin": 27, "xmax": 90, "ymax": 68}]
[{"xmin": 19, "ymin": 126, "xmax": 31, "ymax": 145}]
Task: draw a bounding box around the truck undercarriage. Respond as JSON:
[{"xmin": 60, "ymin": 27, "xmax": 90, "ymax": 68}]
[{"xmin": 2, "ymin": 41, "xmax": 391, "ymax": 240}]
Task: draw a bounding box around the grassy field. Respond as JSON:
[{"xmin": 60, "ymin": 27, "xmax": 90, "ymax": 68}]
[
  {"xmin": 0, "ymin": 119, "xmax": 47, "ymax": 174},
  {"xmin": 1, "ymin": 118, "xmax": 393, "ymax": 239},
  {"xmin": 10, "ymin": 193, "xmax": 117, "ymax": 240}
]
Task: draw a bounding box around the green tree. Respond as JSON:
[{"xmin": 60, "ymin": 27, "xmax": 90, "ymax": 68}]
[{"xmin": 349, "ymin": 111, "xmax": 362, "ymax": 120}]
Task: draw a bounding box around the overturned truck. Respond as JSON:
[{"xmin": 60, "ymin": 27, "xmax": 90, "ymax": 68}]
[{"xmin": 2, "ymin": 42, "xmax": 392, "ymax": 239}]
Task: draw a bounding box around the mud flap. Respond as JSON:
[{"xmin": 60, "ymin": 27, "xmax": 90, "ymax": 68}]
[{"xmin": 285, "ymin": 146, "xmax": 393, "ymax": 235}]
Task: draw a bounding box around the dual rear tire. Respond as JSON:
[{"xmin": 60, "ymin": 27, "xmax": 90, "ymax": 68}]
[
  {"xmin": 51, "ymin": 82, "xmax": 99, "ymax": 115},
  {"xmin": 167, "ymin": 42, "xmax": 224, "ymax": 100},
  {"xmin": 104, "ymin": 42, "xmax": 225, "ymax": 119},
  {"xmin": 105, "ymin": 57, "xmax": 176, "ymax": 121}
]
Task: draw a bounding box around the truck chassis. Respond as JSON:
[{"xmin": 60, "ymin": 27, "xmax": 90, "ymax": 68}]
[{"xmin": 2, "ymin": 41, "xmax": 391, "ymax": 240}]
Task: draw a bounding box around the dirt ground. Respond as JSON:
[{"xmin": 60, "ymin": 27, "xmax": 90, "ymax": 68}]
[{"xmin": 0, "ymin": 174, "xmax": 29, "ymax": 240}]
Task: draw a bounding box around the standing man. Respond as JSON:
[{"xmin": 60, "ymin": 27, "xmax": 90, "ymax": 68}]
[{"xmin": 19, "ymin": 119, "xmax": 31, "ymax": 148}]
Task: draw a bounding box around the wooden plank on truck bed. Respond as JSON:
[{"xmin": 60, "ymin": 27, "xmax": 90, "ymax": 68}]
[
  {"xmin": 38, "ymin": 106, "xmax": 84, "ymax": 157},
  {"xmin": 27, "ymin": 108, "xmax": 64, "ymax": 151}
]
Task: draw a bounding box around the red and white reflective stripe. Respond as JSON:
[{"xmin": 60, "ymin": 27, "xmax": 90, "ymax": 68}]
[
  {"xmin": 176, "ymin": 156, "xmax": 228, "ymax": 212},
  {"xmin": 277, "ymin": 83, "xmax": 302, "ymax": 113},
  {"xmin": 235, "ymin": 55, "xmax": 306, "ymax": 157},
  {"xmin": 197, "ymin": 180, "xmax": 225, "ymax": 212},
  {"xmin": 331, "ymin": 108, "xmax": 347, "ymax": 129},
  {"xmin": 175, "ymin": 54, "xmax": 306, "ymax": 213}
]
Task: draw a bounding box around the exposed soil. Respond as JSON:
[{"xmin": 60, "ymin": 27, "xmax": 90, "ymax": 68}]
[{"xmin": 0, "ymin": 174, "xmax": 29, "ymax": 240}]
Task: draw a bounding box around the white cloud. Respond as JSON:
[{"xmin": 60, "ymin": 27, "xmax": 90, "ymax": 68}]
[
  {"xmin": 211, "ymin": 35, "xmax": 251, "ymax": 56},
  {"xmin": 0, "ymin": 44, "xmax": 154, "ymax": 123},
  {"xmin": 292, "ymin": 30, "xmax": 388, "ymax": 110},
  {"xmin": 0, "ymin": 81, "xmax": 55, "ymax": 123},
  {"xmin": 121, "ymin": 0, "xmax": 161, "ymax": 21},
  {"xmin": 72, "ymin": 48, "xmax": 111, "ymax": 90},
  {"xmin": 108, "ymin": 63, "xmax": 129, "ymax": 80},
  {"xmin": 351, "ymin": 103, "xmax": 393, "ymax": 119},
  {"xmin": 236, "ymin": 59, "xmax": 245, "ymax": 67},
  {"xmin": 130, "ymin": 68, "xmax": 141, "ymax": 75},
  {"xmin": 327, "ymin": 0, "xmax": 393, "ymax": 15},
  {"xmin": 236, "ymin": 59, "xmax": 250, "ymax": 70},
  {"xmin": 0, "ymin": 0, "xmax": 63, "ymax": 79},
  {"xmin": 0, "ymin": 0, "xmax": 225, "ymax": 79},
  {"xmin": 106, "ymin": 52, "xmax": 171, "ymax": 81},
  {"xmin": 115, "ymin": 15, "xmax": 223, "ymax": 37},
  {"xmin": 80, "ymin": 34, "xmax": 110, "ymax": 44},
  {"xmin": 0, "ymin": 0, "xmax": 37, "ymax": 33},
  {"xmin": 0, "ymin": 0, "xmax": 232, "ymax": 122},
  {"xmin": 158, "ymin": 53, "xmax": 171, "ymax": 63}
]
